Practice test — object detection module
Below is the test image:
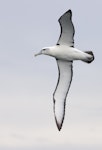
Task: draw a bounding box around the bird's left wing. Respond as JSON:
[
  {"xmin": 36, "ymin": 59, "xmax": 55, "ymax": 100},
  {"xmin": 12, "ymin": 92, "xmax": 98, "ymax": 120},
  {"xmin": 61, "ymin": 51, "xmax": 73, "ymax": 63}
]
[
  {"xmin": 57, "ymin": 10, "xmax": 75, "ymax": 47},
  {"xmin": 53, "ymin": 59, "xmax": 73, "ymax": 131}
]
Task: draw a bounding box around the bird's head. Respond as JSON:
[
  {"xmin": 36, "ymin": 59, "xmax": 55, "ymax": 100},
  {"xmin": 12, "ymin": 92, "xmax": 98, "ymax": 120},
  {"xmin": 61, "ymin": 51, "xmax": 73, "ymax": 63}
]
[{"xmin": 35, "ymin": 47, "xmax": 50, "ymax": 57}]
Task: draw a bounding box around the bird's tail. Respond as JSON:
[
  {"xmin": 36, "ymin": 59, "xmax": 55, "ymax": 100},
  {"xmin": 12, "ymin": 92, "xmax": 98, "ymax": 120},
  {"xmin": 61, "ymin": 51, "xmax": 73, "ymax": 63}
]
[{"xmin": 83, "ymin": 51, "xmax": 94, "ymax": 63}]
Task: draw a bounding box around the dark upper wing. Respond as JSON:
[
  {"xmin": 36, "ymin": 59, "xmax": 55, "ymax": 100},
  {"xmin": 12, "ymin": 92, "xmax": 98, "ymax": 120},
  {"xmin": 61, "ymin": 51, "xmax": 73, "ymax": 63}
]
[
  {"xmin": 53, "ymin": 59, "xmax": 73, "ymax": 131},
  {"xmin": 57, "ymin": 10, "xmax": 75, "ymax": 47}
]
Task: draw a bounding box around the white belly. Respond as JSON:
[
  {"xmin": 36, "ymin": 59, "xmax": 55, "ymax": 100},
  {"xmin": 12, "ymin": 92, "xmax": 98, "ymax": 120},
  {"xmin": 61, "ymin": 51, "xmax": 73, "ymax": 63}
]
[{"xmin": 50, "ymin": 45, "xmax": 87, "ymax": 61}]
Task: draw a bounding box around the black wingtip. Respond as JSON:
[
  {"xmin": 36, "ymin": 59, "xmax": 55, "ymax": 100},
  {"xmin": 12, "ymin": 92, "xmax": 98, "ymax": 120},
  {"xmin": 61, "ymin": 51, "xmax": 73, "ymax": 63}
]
[
  {"xmin": 55, "ymin": 116, "xmax": 63, "ymax": 131},
  {"xmin": 64, "ymin": 9, "xmax": 72, "ymax": 18},
  {"xmin": 57, "ymin": 125, "xmax": 62, "ymax": 131},
  {"xmin": 56, "ymin": 121, "xmax": 62, "ymax": 131},
  {"xmin": 58, "ymin": 9, "xmax": 72, "ymax": 22},
  {"xmin": 64, "ymin": 9, "xmax": 72, "ymax": 15},
  {"xmin": 68, "ymin": 9, "xmax": 72, "ymax": 13}
]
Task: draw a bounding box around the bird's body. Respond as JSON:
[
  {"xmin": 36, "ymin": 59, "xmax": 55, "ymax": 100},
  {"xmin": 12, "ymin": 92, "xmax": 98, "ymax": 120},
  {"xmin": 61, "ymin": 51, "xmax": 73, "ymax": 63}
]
[
  {"xmin": 43, "ymin": 45, "xmax": 93, "ymax": 62},
  {"xmin": 35, "ymin": 10, "xmax": 94, "ymax": 131}
]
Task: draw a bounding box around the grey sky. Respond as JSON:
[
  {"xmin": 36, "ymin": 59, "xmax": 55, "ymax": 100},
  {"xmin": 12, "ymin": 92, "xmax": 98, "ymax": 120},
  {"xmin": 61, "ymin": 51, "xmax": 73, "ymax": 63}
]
[{"xmin": 0, "ymin": 0, "xmax": 102, "ymax": 149}]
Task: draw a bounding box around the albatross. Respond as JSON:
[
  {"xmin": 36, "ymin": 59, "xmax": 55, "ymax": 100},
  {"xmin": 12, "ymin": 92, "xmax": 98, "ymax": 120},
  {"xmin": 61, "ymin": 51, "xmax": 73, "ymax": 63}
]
[{"xmin": 35, "ymin": 10, "xmax": 94, "ymax": 131}]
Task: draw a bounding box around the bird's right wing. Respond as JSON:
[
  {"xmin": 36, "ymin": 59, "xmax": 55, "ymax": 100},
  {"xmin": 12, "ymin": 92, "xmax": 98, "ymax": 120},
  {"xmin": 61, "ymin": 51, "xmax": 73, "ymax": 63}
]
[
  {"xmin": 53, "ymin": 59, "xmax": 73, "ymax": 131},
  {"xmin": 57, "ymin": 10, "xmax": 75, "ymax": 47}
]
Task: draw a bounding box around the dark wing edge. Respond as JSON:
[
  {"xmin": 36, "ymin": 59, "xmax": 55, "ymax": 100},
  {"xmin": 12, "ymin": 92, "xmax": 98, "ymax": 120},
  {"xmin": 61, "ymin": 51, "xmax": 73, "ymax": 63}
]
[
  {"xmin": 53, "ymin": 59, "xmax": 73, "ymax": 131},
  {"xmin": 57, "ymin": 9, "xmax": 75, "ymax": 47}
]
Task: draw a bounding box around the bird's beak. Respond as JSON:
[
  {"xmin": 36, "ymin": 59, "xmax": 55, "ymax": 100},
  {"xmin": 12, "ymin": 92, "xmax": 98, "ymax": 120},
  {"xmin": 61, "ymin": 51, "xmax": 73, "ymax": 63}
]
[{"xmin": 35, "ymin": 51, "xmax": 42, "ymax": 57}]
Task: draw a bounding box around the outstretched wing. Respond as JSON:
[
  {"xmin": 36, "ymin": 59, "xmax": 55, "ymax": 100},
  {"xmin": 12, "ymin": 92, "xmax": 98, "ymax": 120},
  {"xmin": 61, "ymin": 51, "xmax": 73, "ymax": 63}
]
[
  {"xmin": 53, "ymin": 59, "xmax": 73, "ymax": 131},
  {"xmin": 57, "ymin": 10, "xmax": 75, "ymax": 47}
]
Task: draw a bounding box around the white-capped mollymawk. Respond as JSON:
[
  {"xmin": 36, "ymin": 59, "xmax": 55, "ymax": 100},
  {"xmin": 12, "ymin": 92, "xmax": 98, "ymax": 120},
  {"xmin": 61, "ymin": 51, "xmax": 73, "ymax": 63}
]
[{"xmin": 35, "ymin": 10, "xmax": 94, "ymax": 131}]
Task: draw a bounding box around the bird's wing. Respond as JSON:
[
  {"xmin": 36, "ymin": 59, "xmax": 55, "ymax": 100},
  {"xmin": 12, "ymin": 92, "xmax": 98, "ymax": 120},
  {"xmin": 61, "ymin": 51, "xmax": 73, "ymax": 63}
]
[
  {"xmin": 53, "ymin": 59, "xmax": 73, "ymax": 131},
  {"xmin": 57, "ymin": 10, "xmax": 75, "ymax": 47}
]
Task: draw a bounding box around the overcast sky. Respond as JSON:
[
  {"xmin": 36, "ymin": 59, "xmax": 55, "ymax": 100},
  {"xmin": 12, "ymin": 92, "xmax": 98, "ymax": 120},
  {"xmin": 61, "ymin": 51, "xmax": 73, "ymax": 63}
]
[{"xmin": 0, "ymin": 0, "xmax": 102, "ymax": 150}]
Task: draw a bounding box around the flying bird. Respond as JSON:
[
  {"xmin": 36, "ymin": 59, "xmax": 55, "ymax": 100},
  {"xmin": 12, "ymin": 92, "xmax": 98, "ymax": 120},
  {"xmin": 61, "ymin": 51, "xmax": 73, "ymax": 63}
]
[{"xmin": 35, "ymin": 10, "xmax": 94, "ymax": 131}]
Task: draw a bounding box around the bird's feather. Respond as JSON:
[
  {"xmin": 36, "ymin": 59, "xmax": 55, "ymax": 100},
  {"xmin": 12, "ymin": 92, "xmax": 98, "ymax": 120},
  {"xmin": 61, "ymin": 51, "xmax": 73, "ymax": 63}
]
[
  {"xmin": 57, "ymin": 10, "xmax": 75, "ymax": 47},
  {"xmin": 53, "ymin": 59, "xmax": 73, "ymax": 130}
]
